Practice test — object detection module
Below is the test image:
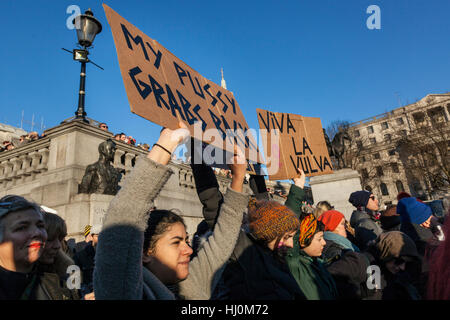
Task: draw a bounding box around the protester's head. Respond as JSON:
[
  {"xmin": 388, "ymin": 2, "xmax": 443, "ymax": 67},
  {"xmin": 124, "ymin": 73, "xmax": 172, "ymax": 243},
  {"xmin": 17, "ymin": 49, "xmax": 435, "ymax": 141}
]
[
  {"xmin": 383, "ymin": 205, "xmax": 398, "ymax": 217},
  {"xmin": 39, "ymin": 209, "xmax": 67, "ymax": 265},
  {"xmin": 119, "ymin": 133, "xmax": 126, "ymax": 141},
  {"xmin": 5, "ymin": 142, "xmax": 14, "ymax": 151},
  {"xmin": 247, "ymin": 201, "xmax": 300, "ymax": 251},
  {"xmin": 349, "ymin": 190, "xmax": 379, "ymax": 211},
  {"xmin": 397, "ymin": 197, "xmax": 432, "ymax": 228},
  {"xmin": 397, "ymin": 191, "xmax": 411, "ymax": 201},
  {"xmin": 143, "ymin": 209, "xmax": 193, "ymax": 285},
  {"xmin": 113, "ymin": 133, "xmax": 121, "ymax": 141},
  {"xmin": 128, "ymin": 136, "xmax": 136, "ymax": 145},
  {"xmin": 318, "ymin": 210, "xmax": 346, "ymax": 238},
  {"xmin": 28, "ymin": 132, "xmax": 39, "ymax": 141},
  {"xmin": 313, "ymin": 200, "xmax": 333, "ymax": 218},
  {"xmin": 0, "ymin": 195, "xmax": 47, "ymax": 273},
  {"xmin": 379, "ymin": 205, "xmax": 401, "ymax": 230},
  {"xmin": 90, "ymin": 224, "xmax": 102, "ymax": 247},
  {"xmin": 374, "ymin": 231, "xmax": 420, "ymax": 276},
  {"xmin": 98, "ymin": 123, "xmax": 108, "ymax": 131},
  {"xmin": 299, "ymin": 213, "xmax": 325, "ymax": 257}
]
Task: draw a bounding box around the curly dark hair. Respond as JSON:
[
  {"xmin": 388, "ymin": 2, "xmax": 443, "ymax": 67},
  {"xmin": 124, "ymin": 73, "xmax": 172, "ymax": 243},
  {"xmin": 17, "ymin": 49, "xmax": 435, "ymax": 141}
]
[{"xmin": 143, "ymin": 209, "xmax": 187, "ymax": 254}]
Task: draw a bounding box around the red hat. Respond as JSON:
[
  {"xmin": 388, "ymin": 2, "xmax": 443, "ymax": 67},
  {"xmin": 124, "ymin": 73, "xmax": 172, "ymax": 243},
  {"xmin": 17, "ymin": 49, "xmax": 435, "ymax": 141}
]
[
  {"xmin": 318, "ymin": 210, "xmax": 345, "ymax": 232},
  {"xmin": 397, "ymin": 192, "xmax": 411, "ymax": 201},
  {"xmin": 396, "ymin": 191, "xmax": 424, "ymax": 203}
]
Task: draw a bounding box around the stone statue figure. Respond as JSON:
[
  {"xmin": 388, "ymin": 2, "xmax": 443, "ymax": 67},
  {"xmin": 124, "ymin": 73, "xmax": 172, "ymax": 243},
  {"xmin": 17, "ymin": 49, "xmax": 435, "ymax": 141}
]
[
  {"xmin": 331, "ymin": 128, "xmax": 351, "ymax": 169},
  {"xmin": 78, "ymin": 139, "xmax": 123, "ymax": 195},
  {"xmin": 323, "ymin": 129, "xmax": 334, "ymax": 158}
]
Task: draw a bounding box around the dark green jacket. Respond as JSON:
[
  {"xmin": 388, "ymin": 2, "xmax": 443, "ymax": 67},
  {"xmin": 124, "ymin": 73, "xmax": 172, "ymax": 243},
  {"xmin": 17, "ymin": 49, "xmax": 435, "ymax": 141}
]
[{"xmin": 284, "ymin": 184, "xmax": 338, "ymax": 300}]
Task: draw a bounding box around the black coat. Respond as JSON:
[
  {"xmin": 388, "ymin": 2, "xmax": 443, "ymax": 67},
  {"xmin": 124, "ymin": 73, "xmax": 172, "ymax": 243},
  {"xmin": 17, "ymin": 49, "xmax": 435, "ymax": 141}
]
[
  {"xmin": 218, "ymin": 231, "xmax": 305, "ymax": 300},
  {"xmin": 380, "ymin": 215, "xmax": 401, "ymax": 232},
  {"xmin": 73, "ymin": 242, "xmax": 96, "ymax": 295},
  {"xmin": 322, "ymin": 240, "xmax": 371, "ymax": 300}
]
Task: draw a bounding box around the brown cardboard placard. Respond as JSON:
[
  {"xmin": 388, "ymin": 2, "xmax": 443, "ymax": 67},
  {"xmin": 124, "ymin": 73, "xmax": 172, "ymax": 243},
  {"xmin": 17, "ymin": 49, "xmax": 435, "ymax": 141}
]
[
  {"xmin": 103, "ymin": 4, "xmax": 263, "ymax": 168},
  {"xmin": 256, "ymin": 108, "xmax": 333, "ymax": 180}
]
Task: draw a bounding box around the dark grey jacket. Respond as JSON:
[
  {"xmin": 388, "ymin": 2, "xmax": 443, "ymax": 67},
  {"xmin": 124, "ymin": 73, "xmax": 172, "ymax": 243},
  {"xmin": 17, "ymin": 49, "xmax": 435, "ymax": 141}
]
[
  {"xmin": 350, "ymin": 209, "xmax": 383, "ymax": 250},
  {"xmin": 93, "ymin": 156, "xmax": 249, "ymax": 300}
]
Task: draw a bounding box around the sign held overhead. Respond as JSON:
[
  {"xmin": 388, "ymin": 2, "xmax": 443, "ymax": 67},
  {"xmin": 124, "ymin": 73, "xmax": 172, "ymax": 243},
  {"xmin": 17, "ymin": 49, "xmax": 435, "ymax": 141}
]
[
  {"xmin": 256, "ymin": 108, "xmax": 333, "ymax": 180},
  {"xmin": 103, "ymin": 4, "xmax": 262, "ymax": 169}
]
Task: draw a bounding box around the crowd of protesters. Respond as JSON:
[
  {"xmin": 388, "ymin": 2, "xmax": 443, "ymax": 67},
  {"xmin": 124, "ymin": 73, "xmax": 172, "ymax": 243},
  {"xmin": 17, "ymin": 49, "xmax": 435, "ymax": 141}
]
[
  {"xmin": 0, "ymin": 122, "xmax": 449, "ymax": 300},
  {"xmin": 0, "ymin": 131, "xmax": 42, "ymax": 152},
  {"xmin": 101, "ymin": 122, "xmax": 151, "ymax": 152}
]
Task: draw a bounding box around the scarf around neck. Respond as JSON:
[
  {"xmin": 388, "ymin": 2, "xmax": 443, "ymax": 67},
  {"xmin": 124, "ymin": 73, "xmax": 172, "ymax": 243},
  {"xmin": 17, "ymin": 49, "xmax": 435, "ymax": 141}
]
[
  {"xmin": 357, "ymin": 206, "xmax": 381, "ymax": 220},
  {"xmin": 323, "ymin": 231, "xmax": 360, "ymax": 252}
]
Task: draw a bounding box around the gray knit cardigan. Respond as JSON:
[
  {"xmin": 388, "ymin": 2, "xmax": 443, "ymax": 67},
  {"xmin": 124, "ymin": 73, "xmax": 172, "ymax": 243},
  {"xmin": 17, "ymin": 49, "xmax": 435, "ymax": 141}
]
[{"xmin": 93, "ymin": 156, "xmax": 249, "ymax": 300}]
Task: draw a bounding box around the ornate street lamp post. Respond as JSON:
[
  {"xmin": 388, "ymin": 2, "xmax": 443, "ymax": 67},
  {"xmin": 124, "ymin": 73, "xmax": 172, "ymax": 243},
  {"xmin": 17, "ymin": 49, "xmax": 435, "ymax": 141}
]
[{"xmin": 70, "ymin": 9, "xmax": 102, "ymax": 123}]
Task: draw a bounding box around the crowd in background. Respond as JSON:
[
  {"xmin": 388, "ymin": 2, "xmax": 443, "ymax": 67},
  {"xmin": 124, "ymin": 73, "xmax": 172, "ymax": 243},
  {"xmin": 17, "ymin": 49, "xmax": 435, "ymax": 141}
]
[
  {"xmin": 0, "ymin": 123, "xmax": 449, "ymax": 301},
  {"xmin": 0, "ymin": 131, "xmax": 43, "ymax": 152}
]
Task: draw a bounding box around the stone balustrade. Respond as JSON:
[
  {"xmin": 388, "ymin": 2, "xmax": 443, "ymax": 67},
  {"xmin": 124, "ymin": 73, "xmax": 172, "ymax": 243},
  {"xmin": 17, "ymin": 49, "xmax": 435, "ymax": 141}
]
[
  {"xmin": 113, "ymin": 142, "xmax": 145, "ymax": 177},
  {"xmin": 0, "ymin": 138, "xmax": 50, "ymax": 189}
]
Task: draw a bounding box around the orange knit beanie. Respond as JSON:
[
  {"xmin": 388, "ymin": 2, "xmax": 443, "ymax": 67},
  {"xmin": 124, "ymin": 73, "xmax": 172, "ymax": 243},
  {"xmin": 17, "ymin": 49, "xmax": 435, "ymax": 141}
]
[{"xmin": 248, "ymin": 201, "xmax": 300, "ymax": 242}]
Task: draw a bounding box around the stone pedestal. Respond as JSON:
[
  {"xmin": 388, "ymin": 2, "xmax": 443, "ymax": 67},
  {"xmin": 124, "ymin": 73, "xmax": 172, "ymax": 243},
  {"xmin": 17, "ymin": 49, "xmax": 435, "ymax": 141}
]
[{"xmin": 309, "ymin": 169, "xmax": 362, "ymax": 220}]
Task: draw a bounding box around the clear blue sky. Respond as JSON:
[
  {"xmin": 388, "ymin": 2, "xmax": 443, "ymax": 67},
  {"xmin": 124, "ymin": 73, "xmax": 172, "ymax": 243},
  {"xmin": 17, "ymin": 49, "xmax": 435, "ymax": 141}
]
[{"xmin": 1, "ymin": 0, "xmax": 449, "ymax": 149}]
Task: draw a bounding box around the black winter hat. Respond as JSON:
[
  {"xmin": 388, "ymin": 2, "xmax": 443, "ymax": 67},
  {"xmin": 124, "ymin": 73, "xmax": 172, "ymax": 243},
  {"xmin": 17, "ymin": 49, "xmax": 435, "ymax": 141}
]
[{"xmin": 349, "ymin": 190, "xmax": 372, "ymax": 208}]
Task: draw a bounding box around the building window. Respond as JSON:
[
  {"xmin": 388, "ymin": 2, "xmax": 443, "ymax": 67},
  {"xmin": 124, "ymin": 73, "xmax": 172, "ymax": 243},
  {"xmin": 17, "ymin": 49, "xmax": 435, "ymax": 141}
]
[
  {"xmin": 381, "ymin": 122, "xmax": 389, "ymax": 130},
  {"xmin": 369, "ymin": 137, "xmax": 377, "ymax": 144},
  {"xmin": 367, "ymin": 126, "xmax": 374, "ymax": 134},
  {"xmin": 413, "ymin": 112, "xmax": 425, "ymax": 124},
  {"xmin": 396, "ymin": 180, "xmax": 405, "ymax": 193},
  {"xmin": 376, "ymin": 166, "xmax": 384, "ymax": 176},
  {"xmin": 356, "ymin": 141, "xmax": 363, "ymax": 149},
  {"xmin": 388, "ymin": 149, "xmax": 396, "ymax": 156},
  {"xmin": 380, "ymin": 183, "xmax": 389, "ymax": 196},
  {"xmin": 354, "ymin": 130, "xmax": 360, "ymax": 137},
  {"xmin": 374, "ymin": 153, "xmax": 380, "ymax": 160},
  {"xmin": 397, "ymin": 118, "xmax": 404, "ymax": 125},
  {"xmin": 428, "ymin": 106, "xmax": 447, "ymax": 123},
  {"xmin": 384, "ymin": 134, "xmax": 392, "ymax": 142},
  {"xmin": 391, "ymin": 163, "xmax": 399, "ymax": 173}
]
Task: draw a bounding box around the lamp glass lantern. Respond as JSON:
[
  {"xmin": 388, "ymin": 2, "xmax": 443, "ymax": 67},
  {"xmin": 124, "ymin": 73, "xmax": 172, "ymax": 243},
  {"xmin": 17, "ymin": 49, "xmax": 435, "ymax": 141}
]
[{"xmin": 72, "ymin": 9, "xmax": 102, "ymax": 48}]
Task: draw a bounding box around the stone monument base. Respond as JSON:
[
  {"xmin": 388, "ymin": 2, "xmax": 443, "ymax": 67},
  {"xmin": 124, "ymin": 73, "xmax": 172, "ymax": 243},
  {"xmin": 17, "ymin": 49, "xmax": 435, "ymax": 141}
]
[
  {"xmin": 54, "ymin": 193, "xmax": 114, "ymax": 243},
  {"xmin": 309, "ymin": 169, "xmax": 362, "ymax": 220}
]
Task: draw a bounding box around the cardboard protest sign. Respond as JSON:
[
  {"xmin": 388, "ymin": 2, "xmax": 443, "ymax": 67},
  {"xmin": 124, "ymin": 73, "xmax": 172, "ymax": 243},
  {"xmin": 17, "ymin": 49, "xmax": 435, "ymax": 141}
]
[
  {"xmin": 103, "ymin": 5, "xmax": 263, "ymax": 171},
  {"xmin": 256, "ymin": 108, "xmax": 333, "ymax": 180}
]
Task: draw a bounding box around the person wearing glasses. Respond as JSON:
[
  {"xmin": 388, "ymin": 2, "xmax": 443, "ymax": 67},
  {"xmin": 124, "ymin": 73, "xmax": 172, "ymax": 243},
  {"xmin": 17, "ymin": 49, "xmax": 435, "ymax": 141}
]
[
  {"xmin": 98, "ymin": 123, "xmax": 109, "ymax": 131},
  {"xmin": 348, "ymin": 190, "xmax": 383, "ymax": 251}
]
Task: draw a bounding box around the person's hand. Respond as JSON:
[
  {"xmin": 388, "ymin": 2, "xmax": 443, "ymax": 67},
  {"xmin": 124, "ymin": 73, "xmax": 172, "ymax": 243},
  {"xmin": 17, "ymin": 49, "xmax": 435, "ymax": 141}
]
[
  {"xmin": 228, "ymin": 145, "xmax": 247, "ymax": 193},
  {"xmin": 83, "ymin": 292, "xmax": 95, "ymax": 300},
  {"xmin": 148, "ymin": 121, "xmax": 190, "ymax": 165},
  {"xmin": 293, "ymin": 168, "xmax": 306, "ymax": 189}
]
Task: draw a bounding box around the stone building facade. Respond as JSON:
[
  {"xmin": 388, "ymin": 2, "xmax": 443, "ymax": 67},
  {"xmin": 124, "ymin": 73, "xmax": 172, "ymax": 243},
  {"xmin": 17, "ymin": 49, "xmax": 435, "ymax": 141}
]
[{"xmin": 346, "ymin": 93, "xmax": 450, "ymax": 206}]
